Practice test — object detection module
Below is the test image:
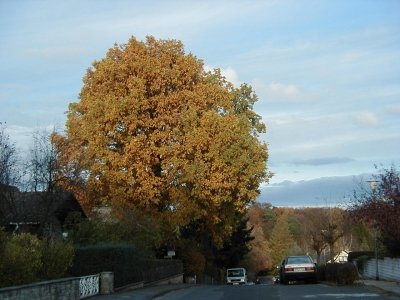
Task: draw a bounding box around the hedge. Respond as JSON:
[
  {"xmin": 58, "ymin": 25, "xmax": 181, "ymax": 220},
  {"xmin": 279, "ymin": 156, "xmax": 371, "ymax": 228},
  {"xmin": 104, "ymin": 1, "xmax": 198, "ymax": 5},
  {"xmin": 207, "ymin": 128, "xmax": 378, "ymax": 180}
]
[
  {"xmin": 68, "ymin": 243, "xmax": 182, "ymax": 288},
  {"xmin": 318, "ymin": 263, "xmax": 359, "ymax": 285},
  {"xmin": 348, "ymin": 251, "xmax": 374, "ymax": 263}
]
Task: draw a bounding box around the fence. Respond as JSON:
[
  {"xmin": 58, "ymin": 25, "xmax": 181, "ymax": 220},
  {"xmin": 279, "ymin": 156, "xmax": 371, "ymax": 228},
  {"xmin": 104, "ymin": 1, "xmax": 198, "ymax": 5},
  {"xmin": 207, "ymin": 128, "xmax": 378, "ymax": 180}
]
[
  {"xmin": 361, "ymin": 257, "xmax": 400, "ymax": 282},
  {"xmin": 79, "ymin": 274, "xmax": 100, "ymax": 298}
]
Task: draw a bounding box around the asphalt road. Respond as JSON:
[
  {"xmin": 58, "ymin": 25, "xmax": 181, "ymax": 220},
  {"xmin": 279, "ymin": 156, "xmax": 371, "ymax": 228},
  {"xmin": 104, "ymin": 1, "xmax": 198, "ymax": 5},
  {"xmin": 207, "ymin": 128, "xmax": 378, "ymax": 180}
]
[{"xmin": 156, "ymin": 282, "xmax": 400, "ymax": 300}]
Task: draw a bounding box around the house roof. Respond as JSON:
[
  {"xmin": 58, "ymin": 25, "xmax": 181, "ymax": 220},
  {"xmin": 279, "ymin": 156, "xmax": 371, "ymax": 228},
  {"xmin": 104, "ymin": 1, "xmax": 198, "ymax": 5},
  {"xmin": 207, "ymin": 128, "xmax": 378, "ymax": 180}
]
[{"xmin": 0, "ymin": 186, "xmax": 86, "ymax": 225}]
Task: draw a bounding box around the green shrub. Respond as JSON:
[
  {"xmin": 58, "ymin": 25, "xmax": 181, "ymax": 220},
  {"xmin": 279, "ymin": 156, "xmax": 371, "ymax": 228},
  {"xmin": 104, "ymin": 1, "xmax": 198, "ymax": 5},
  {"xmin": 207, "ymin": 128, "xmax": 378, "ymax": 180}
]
[
  {"xmin": 39, "ymin": 239, "xmax": 75, "ymax": 280},
  {"xmin": 0, "ymin": 233, "xmax": 42, "ymax": 287},
  {"xmin": 0, "ymin": 230, "xmax": 75, "ymax": 288}
]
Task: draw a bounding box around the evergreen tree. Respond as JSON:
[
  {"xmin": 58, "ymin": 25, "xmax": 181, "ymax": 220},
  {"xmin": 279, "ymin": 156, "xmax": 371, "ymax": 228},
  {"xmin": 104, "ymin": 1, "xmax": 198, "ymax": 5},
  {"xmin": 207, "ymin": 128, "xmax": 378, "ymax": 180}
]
[{"xmin": 269, "ymin": 213, "xmax": 294, "ymax": 267}]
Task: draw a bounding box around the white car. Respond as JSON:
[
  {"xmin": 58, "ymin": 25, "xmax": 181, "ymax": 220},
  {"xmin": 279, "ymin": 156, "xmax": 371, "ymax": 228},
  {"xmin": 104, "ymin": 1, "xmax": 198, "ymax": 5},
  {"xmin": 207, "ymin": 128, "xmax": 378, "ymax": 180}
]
[
  {"xmin": 226, "ymin": 268, "xmax": 247, "ymax": 285},
  {"xmin": 279, "ymin": 255, "xmax": 317, "ymax": 284}
]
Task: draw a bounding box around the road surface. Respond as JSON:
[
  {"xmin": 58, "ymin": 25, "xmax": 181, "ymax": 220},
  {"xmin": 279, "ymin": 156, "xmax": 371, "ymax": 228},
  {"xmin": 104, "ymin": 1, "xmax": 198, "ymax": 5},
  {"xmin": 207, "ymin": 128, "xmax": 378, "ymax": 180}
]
[{"xmin": 156, "ymin": 282, "xmax": 399, "ymax": 300}]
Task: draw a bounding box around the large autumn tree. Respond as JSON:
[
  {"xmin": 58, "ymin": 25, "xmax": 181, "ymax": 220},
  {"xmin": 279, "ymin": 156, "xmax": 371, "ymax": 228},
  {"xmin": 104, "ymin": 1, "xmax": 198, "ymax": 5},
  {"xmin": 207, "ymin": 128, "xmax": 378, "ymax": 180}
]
[{"xmin": 54, "ymin": 36, "xmax": 269, "ymax": 246}]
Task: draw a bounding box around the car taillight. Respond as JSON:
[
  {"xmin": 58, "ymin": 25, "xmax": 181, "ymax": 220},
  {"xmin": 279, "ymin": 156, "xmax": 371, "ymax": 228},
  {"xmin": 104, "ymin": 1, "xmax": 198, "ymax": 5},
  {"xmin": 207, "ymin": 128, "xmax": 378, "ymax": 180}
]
[
  {"xmin": 285, "ymin": 267, "xmax": 294, "ymax": 271},
  {"xmin": 305, "ymin": 267, "xmax": 315, "ymax": 272}
]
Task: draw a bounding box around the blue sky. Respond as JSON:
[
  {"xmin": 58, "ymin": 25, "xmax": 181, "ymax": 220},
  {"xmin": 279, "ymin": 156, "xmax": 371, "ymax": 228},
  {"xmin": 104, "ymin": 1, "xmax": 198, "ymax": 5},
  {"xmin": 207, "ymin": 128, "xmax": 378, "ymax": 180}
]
[{"xmin": 1, "ymin": 0, "xmax": 399, "ymax": 204}]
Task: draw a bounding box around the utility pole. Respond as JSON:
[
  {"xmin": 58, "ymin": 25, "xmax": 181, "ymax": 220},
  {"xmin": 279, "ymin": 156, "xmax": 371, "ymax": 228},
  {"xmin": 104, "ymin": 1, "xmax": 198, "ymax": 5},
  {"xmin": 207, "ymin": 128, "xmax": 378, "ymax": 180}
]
[
  {"xmin": 374, "ymin": 229, "xmax": 379, "ymax": 280},
  {"xmin": 368, "ymin": 180, "xmax": 380, "ymax": 281}
]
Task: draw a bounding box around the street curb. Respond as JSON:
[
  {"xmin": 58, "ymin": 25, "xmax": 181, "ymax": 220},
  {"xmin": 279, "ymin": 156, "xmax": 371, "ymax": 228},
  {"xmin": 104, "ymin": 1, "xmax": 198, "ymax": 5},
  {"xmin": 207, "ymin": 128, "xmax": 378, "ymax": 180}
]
[
  {"xmin": 363, "ymin": 284, "xmax": 400, "ymax": 297},
  {"xmin": 361, "ymin": 282, "xmax": 400, "ymax": 298}
]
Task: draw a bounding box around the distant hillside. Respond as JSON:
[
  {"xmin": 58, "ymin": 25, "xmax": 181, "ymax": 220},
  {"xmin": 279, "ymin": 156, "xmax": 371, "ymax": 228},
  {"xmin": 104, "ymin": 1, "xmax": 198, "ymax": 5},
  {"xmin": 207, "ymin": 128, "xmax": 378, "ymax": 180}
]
[{"xmin": 258, "ymin": 174, "xmax": 373, "ymax": 207}]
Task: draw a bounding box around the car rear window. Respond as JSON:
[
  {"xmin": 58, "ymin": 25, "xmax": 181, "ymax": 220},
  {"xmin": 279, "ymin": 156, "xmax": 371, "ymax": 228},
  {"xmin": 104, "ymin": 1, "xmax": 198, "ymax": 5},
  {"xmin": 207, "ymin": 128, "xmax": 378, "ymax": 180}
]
[
  {"xmin": 228, "ymin": 269, "xmax": 244, "ymax": 276},
  {"xmin": 287, "ymin": 256, "xmax": 312, "ymax": 264}
]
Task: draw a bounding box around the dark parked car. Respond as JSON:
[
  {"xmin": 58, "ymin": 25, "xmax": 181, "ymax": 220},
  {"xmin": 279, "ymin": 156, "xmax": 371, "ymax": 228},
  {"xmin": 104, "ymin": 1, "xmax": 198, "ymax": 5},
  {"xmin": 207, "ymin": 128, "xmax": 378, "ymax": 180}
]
[{"xmin": 279, "ymin": 255, "xmax": 317, "ymax": 284}]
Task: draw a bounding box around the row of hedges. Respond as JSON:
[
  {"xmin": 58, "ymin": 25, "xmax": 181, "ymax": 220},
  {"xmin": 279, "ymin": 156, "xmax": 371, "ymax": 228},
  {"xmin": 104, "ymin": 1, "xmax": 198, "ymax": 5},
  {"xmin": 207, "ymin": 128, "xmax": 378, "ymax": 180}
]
[
  {"xmin": 317, "ymin": 263, "xmax": 359, "ymax": 285},
  {"xmin": 67, "ymin": 244, "xmax": 182, "ymax": 288}
]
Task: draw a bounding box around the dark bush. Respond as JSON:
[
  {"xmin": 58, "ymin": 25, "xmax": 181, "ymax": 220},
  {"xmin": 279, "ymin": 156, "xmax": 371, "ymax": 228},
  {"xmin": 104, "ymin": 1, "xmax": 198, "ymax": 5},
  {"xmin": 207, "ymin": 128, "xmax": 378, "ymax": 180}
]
[
  {"xmin": 68, "ymin": 243, "xmax": 142, "ymax": 287},
  {"xmin": 68, "ymin": 243, "xmax": 182, "ymax": 288},
  {"xmin": 316, "ymin": 265, "xmax": 326, "ymax": 281},
  {"xmin": 323, "ymin": 263, "xmax": 358, "ymax": 285},
  {"xmin": 348, "ymin": 251, "xmax": 374, "ymax": 263},
  {"xmin": 337, "ymin": 263, "xmax": 358, "ymax": 285},
  {"xmin": 354, "ymin": 255, "xmax": 370, "ymax": 274},
  {"xmin": 325, "ymin": 263, "xmax": 338, "ymax": 282}
]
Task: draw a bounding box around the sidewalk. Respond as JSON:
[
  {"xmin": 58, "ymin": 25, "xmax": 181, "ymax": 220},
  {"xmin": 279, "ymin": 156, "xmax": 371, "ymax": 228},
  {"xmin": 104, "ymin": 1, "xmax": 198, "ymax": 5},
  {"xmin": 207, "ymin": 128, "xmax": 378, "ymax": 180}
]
[
  {"xmin": 362, "ymin": 279, "xmax": 400, "ymax": 297},
  {"xmin": 92, "ymin": 284, "xmax": 192, "ymax": 300}
]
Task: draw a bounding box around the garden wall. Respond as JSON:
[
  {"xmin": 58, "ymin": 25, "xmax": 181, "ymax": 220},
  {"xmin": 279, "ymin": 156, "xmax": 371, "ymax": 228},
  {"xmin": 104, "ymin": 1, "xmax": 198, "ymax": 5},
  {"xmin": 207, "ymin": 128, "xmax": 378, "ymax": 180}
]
[{"xmin": 0, "ymin": 277, "xmax": 80, "ymax": 300}]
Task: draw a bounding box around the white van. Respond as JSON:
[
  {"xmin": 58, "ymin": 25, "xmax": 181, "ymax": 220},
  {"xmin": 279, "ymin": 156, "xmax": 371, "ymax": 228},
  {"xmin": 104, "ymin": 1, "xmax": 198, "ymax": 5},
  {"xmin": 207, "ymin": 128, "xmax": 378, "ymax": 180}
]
[{"xmin": 226, "ymin": 268, "xmax": 247, "ymax": 285}]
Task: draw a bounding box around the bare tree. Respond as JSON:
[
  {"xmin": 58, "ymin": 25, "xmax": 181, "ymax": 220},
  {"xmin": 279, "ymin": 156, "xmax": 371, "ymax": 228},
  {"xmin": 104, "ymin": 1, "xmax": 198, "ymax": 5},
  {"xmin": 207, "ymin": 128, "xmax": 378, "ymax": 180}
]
[
  {"xmin": 298, "ymin": 207, "xmax": 349, "ymax": 264},
  {"xmin": 299, "ymin": 208, "xmax": 328, "ymax": 265},
  {"xmin": 22, "ymin": 128, "xmax": 63, "ymax": 237},
  {"xmin": 0, "ymin": 123, "xmax": 23, "ymax": 230},
  {"xmin": 320, "ymin": 208, "xmax": 347, "ymax": 263},
  {"xmin": 0, "ymin": 122, "xmax": 20, "ymax": 186},
  {"xmin": 25, "ymin": 128, "xmax": 59, "ymax": 192},
  {"xmin": 349, "ymin": 165, "xmax": 400, "ymax": 256}
]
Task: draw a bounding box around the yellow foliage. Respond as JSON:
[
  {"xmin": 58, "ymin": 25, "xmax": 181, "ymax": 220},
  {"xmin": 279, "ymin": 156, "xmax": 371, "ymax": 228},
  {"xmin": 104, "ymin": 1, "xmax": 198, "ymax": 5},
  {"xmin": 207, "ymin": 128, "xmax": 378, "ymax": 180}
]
[{"xmin": 53, "ymin": 36, "xmax": 270, "ymax": 245}]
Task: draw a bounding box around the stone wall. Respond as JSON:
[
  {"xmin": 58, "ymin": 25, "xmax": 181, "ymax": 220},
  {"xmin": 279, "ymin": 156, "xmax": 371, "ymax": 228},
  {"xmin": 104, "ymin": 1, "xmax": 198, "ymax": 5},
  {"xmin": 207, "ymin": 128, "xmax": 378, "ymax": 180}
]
[
  {"xmin": 0, "ymin": 277, "xmax": 80, "ymax": 300},
  {"xmin": 0, "ymin": 271, "xmax": 184, "ymax": 299}
]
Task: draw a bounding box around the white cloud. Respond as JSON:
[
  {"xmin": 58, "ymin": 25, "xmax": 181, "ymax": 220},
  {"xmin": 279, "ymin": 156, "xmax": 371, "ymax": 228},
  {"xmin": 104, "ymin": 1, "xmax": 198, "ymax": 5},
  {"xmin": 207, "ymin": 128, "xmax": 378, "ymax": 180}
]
[
  {"xmin": 268, "ymin": 82, "xmax": 302, "ymax": 99},
  {"xmin": 252, "ymin": 80, "xmax": 305, "ymax": 102},
  {"xmin": 204, "ymin": 65, "xmax": 241, "ymax": 87},
  {"xmin": 354, "ymin": 111, "xmax": 379, "ymax": 127},
  {"xmin": 220, "ymin": 67, "xmax": 240, "ymax": 86}
]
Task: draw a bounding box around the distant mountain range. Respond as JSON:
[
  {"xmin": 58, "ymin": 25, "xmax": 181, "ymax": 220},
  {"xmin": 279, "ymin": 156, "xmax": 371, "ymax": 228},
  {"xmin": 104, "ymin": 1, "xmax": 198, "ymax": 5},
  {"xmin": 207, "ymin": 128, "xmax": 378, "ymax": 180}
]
[{"xmin": 258, "ymin": 174, "xmax": 373, "ymax": 207}]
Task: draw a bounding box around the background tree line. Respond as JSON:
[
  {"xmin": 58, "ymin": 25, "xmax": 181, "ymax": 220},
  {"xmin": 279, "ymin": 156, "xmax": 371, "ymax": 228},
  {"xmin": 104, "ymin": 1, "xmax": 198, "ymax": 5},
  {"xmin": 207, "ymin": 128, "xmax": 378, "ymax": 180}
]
[{"xmin": 242, "ymin": 169, "xmax": 400, "ymax": 279}]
